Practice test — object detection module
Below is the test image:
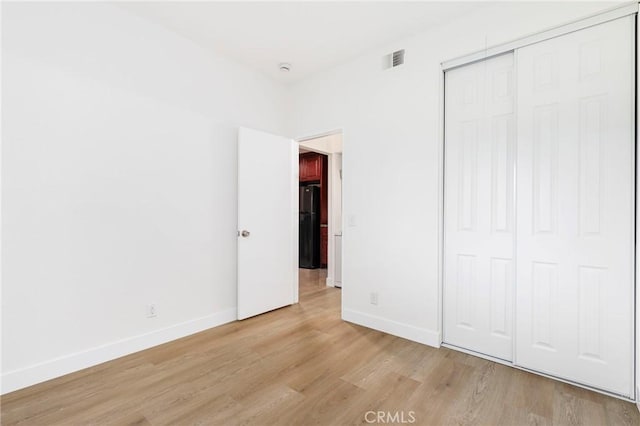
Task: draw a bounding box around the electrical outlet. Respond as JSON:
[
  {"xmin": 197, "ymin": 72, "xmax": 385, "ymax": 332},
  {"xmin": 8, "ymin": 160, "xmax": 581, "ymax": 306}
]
[
  {"xmin": 147, "ymin": 303, "xmax": 157, "ymax": 318},
  {"xmin": 370, "ymin": 292, "xmax": 378, "ymax": 306}
]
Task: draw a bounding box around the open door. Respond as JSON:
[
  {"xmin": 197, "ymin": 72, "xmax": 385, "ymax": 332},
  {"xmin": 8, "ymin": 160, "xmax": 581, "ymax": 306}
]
[{"xmin": 237, "ymin": 127, "xmax": 298, "ymax": 320}]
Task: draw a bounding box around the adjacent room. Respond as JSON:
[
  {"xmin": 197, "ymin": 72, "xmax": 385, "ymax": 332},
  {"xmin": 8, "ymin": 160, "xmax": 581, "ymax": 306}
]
[
  {"xmin": 298, "ymin": 132, "xmax": 343, "ymax": 289},
  {"xmin": 2, "ymin": 1, "xmax": 640, "ymax": 425}
]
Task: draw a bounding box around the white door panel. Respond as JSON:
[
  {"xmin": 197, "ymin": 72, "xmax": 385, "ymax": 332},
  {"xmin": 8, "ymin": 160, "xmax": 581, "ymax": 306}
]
[
  {"xmin": 444, "ymin": 52, "xmax": 515, "ymax": 361},
  {"xmin": 237, "ymin": 127, "xmax": 298, "ymax": 320},
  {"xmin": 515, "ymin": 16, "xmax": 635, "ymax": 396}
]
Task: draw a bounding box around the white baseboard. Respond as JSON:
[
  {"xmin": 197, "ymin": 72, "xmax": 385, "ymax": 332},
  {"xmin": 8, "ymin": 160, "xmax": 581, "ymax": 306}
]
[
  {"xmin": 1, "ymin": 308, "xmax": 237, "ymax": 395},
  {"xmin": 342, "ymin": 308, "xmax": 441, "ymax": 348},
  {"xmin": 326, "ymin": 277, "xmax": 334, "ymax": 287}
]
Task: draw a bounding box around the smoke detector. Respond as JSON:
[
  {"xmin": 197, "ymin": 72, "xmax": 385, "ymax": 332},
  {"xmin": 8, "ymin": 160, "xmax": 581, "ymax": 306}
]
[{"xmin": 279, "ymin": 63, "xmax": 292, "ymax": 72}]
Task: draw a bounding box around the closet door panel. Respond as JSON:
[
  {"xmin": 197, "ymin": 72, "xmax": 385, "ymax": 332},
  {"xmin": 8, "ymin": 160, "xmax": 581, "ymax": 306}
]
[
  {"xmin": 444, "ymin": 53, "xmax": 515, "ymax": 361},
  {"xmin": 515, "ymin": 16, "xmax": 635, "ymax": 396}
]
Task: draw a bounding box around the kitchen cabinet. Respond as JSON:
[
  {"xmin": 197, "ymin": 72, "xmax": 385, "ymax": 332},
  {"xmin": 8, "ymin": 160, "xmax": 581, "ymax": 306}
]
[
  {"xmin": 320, "ymin": 227, "xmax": 328, "ymax": 267},
  {"xmin": 299, "ymin": 153, "xmax": 322, "ymax": 182}
]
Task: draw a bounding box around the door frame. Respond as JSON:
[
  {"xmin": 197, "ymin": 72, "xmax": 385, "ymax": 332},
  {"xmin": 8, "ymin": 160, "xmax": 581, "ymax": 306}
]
[
  {"xmin": 635, "ymin": 10, "xmax": 639, "ymax": 409},
  {"xmin": 438, "ymin": 4, "xmax": 639, "ymax": 402}
]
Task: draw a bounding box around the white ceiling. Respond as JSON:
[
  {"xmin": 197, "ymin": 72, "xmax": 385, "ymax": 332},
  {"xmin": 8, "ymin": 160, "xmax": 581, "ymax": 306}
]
[{"xmin": 118, "ymin": 2, "xmax": 484, "ymax": 85}]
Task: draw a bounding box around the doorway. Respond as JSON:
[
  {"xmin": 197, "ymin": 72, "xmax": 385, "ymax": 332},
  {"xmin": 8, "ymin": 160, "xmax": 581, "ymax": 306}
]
[
  {"xmin": 297, "ymin": 132, "xmax": 343, "ymax": 291},
  {"xmin": 236, "ymin": 127, "xmax": 342, "ymax": 321}
]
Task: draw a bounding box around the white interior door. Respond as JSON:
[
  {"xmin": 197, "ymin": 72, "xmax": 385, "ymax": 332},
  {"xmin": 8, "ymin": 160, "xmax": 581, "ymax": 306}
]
[
  {"xmin": 443, "ymin": 52, "xmax": 515, "ymax": 361},
  {"xmin": 237, "ymin": 127, "xmax": 298, "ymax": 320},
  {"xmin": 515, "ymin": 16, "xmax": 635, "ymax": 396}
]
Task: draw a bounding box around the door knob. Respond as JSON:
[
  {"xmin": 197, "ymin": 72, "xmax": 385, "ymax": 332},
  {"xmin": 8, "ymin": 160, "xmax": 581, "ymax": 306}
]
[{"xmin": 241, "ymin": 230, "xmax": 250, "ymax": 238}]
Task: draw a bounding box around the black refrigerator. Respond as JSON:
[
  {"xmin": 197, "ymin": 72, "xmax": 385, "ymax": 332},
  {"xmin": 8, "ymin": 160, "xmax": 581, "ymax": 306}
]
[{"xmin": 299, "ymin": 185, "xmax": 320, "ymax": 269}]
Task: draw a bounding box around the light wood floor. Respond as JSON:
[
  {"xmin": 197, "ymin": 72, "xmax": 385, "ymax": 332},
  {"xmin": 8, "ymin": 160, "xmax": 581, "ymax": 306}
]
[{"xmin": 2, "ymin": 269, "xmax": 639, "ymax": 425}]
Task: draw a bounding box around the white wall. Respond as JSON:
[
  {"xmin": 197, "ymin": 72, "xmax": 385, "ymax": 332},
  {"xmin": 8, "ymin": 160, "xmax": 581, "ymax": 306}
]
[
  {"xmin": 287, "ymin": 2, "xmax": 618, "ymax": 346},
  {"xmin": 1, "ymin": 2, "xmax": 286, "ymax": 393}
]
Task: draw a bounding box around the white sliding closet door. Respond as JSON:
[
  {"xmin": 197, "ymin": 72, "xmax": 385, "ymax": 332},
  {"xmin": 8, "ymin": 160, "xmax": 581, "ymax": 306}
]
[
  {"xmin": 444, "ymin": 53, "xmax": 515, "ymax": 361},
  {"xmin": 515, "ymin": 16, "xmax": 635, "ymax": 396}
]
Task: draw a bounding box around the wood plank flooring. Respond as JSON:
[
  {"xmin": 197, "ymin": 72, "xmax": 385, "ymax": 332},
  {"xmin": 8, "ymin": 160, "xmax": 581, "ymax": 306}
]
[{"xmin": 2, "ymin": 268, "xmax": 639, "ymax": 425}]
